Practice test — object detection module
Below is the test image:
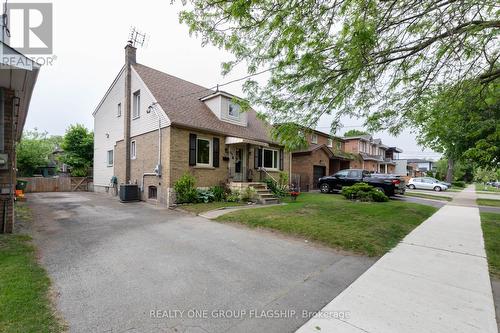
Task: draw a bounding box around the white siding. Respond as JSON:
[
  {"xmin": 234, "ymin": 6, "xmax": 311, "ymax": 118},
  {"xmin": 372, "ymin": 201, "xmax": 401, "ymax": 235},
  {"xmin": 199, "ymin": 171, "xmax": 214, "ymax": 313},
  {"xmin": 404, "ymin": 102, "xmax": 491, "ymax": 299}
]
[
  {"xmin": 130, "ymin": 67, "xmax": 170, "ymax": 137},
  {"xmin": 204, "ymin": 95, "xmax": 221, "ymax": 118},
  {"xmin": 93, "ymin": 70, "xmax": 125, "ymax": 187}
]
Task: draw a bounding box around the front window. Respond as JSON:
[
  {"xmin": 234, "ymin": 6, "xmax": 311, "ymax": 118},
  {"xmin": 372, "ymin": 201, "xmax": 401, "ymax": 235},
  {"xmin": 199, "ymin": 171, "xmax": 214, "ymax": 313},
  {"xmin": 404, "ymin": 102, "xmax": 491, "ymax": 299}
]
[
  {"xmin": 263, "ymin": 148, "xmax": 278, "ymax": 169},
  {"xmin": 196, "ymin": 138, "xmax": 211, "ymax": 165},
  {"xmin": 228, "ymin": 103, "xmax": 240, "ymax": 119},
  {"xmin": 311, "ymin": 134, "xmax": 318, "ymax": 144},
  {"xmin": 133, "ymin": 90, "xmax": 141, "ymax": 118},
  {"xmin": 107, "ymin": 150, "xmax": 113, "ymax": 166},
  {"xmin": 327, "ymin": 138, "xmax": 333, "ymax": 147}
]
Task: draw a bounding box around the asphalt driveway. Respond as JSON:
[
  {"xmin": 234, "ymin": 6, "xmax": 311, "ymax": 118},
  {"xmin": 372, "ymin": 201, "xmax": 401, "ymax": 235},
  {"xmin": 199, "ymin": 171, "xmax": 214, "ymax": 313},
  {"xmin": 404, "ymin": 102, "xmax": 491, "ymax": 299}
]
[{"xmin": 29, "ymin": 192, "xmax": 374, "ymax": 333}]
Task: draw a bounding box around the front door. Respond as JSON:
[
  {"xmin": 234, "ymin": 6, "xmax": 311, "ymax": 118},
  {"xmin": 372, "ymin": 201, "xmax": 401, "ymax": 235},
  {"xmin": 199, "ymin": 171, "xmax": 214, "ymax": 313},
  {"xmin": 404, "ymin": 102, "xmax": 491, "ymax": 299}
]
[
  {"xmin": 232, "ymin": 146, "xmax": 246, "ymax": 181},
  {"xmin": 313, "ymin": 166, "xmax": 326, "ymax": 189}
]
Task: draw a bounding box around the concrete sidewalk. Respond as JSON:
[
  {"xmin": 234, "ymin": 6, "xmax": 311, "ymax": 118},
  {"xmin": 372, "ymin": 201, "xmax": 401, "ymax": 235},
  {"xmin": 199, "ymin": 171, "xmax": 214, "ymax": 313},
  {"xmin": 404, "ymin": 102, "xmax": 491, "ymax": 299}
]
[{"xmin": 297, "ymin": 185, "xmax": 497, "ymax": 333}]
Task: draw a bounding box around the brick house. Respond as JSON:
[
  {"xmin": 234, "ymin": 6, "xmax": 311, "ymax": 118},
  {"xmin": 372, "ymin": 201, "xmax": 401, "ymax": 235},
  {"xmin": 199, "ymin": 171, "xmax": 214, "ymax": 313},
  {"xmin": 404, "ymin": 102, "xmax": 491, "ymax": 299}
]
[
  {"xmin": 0, "ymin": 42, "xmax": 40, "ymax": 233},
  {"xmin": 343, "ymin": 135, "xmax": 401, "ymax": 174},
  {"xmin": 93, "ymin": 44, "xmax": 289, "ymax": 206},
  {"xmin": 291, "ymin": 129, "xmax": 352, "ymax": 191}
]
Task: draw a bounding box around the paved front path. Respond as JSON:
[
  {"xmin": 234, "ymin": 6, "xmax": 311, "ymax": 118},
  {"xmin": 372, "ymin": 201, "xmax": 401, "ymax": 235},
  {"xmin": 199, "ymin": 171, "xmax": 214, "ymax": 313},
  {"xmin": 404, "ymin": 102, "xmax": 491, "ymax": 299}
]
[{"xmin": 297, "ymin": 185, "xmax": 497, "ymax": 333}]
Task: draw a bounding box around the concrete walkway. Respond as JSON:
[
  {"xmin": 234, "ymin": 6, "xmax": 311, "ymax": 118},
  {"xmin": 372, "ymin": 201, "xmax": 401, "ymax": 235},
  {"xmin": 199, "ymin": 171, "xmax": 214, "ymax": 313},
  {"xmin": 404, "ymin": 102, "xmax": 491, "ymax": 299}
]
[
  {"xmin": 297, "ymin": 185, "xmax": 498, "ymax": 333},
  {"xmin": 199, "ymin": 203, "xmax": 284, "ymax": 219}
]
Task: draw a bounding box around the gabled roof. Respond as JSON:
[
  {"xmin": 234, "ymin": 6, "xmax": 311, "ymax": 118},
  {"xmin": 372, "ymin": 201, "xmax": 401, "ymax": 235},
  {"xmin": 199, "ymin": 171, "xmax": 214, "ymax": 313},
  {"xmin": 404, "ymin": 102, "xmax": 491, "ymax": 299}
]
[{"xmin": 133, "ymin": 63, "xmax": 276, "ymax": 144}]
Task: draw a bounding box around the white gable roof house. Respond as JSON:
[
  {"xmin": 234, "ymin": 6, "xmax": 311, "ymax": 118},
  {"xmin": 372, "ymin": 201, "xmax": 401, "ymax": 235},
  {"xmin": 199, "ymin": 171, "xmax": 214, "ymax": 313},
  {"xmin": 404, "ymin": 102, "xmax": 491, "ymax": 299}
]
[{"xmin": 93, "ymin": 43, "xmax": 290, "ymax": 206}]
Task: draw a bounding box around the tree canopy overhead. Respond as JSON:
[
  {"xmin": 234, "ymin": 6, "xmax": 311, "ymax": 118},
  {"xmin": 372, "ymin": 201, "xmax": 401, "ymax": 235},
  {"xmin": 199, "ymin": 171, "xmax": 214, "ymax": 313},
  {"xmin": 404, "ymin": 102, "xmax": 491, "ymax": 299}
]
[{"xmin": 179, "ymin": 0, "xmax": 499, "ymax": 143}]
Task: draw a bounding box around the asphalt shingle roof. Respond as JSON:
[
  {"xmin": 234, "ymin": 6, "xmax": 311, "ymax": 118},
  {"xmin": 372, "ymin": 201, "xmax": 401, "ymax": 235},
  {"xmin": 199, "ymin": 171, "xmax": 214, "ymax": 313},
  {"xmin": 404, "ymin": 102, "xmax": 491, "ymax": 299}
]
[{"xmin": 133, "ymin": 63, "xmax": 276, "ymax": 144}]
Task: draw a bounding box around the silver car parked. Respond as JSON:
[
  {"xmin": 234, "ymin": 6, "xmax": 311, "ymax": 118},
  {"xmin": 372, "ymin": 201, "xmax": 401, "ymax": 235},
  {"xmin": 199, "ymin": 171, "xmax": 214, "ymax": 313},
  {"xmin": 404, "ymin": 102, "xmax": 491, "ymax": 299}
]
[{"xmin": 407, "ymin": 177, "xmax": 448, "ymax": 191}]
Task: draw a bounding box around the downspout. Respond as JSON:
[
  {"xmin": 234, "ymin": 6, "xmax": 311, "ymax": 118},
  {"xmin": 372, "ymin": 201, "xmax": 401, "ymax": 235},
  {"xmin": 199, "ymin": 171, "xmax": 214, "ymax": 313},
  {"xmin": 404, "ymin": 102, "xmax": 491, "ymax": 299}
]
[{"xmin": 142, "ymin": 102, "xmax": 162, "ymax": 195}]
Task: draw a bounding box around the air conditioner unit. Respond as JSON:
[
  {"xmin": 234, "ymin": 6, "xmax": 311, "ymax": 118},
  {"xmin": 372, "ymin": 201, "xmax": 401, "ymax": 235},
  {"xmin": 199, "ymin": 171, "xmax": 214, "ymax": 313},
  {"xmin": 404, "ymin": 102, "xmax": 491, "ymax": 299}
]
[{"xmin": 119, "ymin": 184, "xmax": 140, "ymax": 202}]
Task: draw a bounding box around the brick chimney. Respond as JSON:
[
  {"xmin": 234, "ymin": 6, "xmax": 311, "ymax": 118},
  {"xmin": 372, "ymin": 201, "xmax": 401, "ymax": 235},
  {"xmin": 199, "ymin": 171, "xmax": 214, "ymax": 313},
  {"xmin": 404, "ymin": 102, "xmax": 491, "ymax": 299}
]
[{"xmin": 123, "ymin": 43, "xmax": 136, "ymax": 183}]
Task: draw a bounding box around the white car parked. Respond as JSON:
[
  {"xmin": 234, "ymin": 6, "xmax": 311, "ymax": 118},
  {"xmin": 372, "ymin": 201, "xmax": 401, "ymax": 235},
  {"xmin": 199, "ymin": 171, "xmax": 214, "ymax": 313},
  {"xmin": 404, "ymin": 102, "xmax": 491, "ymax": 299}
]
[{"xmin": 407, "ymin": 177, "xmax": 448, "ymax": 191}]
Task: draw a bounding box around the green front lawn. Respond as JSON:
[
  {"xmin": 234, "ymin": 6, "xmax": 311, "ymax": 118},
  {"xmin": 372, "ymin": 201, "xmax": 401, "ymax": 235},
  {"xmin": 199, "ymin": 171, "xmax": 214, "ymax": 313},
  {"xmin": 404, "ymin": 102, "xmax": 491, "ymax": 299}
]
[
  {"xmin": 0, "ymin": 235, "xmax": 64, "ymax": 333},
  {"xmin": 476, "ymin": 184, "xmax": 500, "ymax": 193},
  {"xmin": 405, "ymin": 192, "xmax": 452, "ymax": 201},
  {"xmin": 180, "ymin": 201, "xmax": 247, "ymax": 214},
  {"xmin": 481, "ymin": 212, "xmax": 500, "ymax": 278},
  {"xmin": 477, "ymin": 199, "xmax": 500, "ymax": 207},
  {"xmin": 216, "ymin": 193, "xmax": 437, "ymax": 257}
]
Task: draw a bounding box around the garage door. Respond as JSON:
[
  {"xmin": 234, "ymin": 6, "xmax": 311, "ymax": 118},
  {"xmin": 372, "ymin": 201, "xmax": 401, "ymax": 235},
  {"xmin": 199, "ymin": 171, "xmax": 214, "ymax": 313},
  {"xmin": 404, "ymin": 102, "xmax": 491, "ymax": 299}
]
[{"xmin": 313, "ymin": 166, "xmax": 326, "ymax": 189}]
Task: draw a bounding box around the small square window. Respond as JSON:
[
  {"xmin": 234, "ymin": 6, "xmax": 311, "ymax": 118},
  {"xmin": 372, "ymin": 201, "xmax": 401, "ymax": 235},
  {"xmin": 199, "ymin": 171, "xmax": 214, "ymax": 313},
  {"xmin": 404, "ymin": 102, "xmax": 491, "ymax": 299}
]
[
  {"xmin": 311, "ymin": 134, "xmax": 318, "ymax": 144},
  {"xmin": 133, "ymin": 90, "xmax": 141, "ymax": 118},
  {"xmin": 107, "ymin": 150, "xmax": 113, "ymax": 166},
  {"xmin": 117, "ymin": 103, "xmax": 122, "ymax": 117},
  {"xmin": 131, "ymin": 140, "xmax": 136, "ymax": 159}
]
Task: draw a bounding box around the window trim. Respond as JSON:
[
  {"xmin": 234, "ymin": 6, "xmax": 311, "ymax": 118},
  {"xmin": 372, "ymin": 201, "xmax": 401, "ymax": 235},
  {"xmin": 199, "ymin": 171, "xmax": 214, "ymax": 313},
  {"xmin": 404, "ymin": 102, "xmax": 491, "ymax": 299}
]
[
  {"xmin": 262, "ymin": 148, "xmax": 279, "ymax": 171},
  {"xmin": 196, "ymin": 137, "xmax": 212, "ymax": 167},
  {"xmin": 107, "ymin": 149, "xmax": 114, "ymax": 167},
  {"xmin": 130, "ymin": 140, "xmax": 136, "ymax": 160},
  {"xmin": 117, "ymin": 102, "xmax": 122, "ymax": 117},
  {"xmin": 132, "ymin": 90, "xmax": 141, "ymax": 119},
  {"xmin": 311, "ymin": 134, "xmax": 318, "ymax": 144}
]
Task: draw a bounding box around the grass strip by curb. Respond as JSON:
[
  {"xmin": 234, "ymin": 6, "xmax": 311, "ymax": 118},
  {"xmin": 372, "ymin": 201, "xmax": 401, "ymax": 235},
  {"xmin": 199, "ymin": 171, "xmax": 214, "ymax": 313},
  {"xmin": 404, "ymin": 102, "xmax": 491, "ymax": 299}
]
[
  {"xmin": 404, "ymin": 192, "xmax": 452, "ymax": 202},
  {"xmin": 480, "ymin": 212, "xmax": 500, "ymax": 278},
  {"xmin": 477, "ymin": 199, "xmax": 500, "ymax": 208}
]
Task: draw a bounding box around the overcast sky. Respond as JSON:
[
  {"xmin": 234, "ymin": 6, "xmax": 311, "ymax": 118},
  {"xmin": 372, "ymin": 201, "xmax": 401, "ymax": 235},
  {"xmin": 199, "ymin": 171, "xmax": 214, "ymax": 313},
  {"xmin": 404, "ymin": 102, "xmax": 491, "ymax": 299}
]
[{"xmin": 22, "ymin": 0, "xmax": 440, "ymax": 160}]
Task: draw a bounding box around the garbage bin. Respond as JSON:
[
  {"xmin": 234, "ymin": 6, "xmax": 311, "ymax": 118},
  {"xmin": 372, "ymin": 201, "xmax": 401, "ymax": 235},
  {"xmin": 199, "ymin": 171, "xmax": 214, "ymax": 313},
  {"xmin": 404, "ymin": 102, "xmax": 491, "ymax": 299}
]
[{"xmin": 16, "ymin": 180, "xmax": 28, "ymax": 191}]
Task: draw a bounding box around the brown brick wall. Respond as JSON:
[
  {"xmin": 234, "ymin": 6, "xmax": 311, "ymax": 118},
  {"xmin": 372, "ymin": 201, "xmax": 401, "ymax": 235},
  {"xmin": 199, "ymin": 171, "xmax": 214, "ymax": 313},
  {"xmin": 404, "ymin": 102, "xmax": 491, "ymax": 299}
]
[
  {"xmin": 169, "ymin": 126, "xmax": 290, "ymax": 189},
  {"xmin": 169, "ymin": 127, "xmax": 229, "ymax": 188},
  {"xmin": 344, "ymin": 139, "xmax": 359, "ymax": 153},
  {"xmin": 0, "ymin": 88, "xmax": 16, "ymax": 233},
  {"xmin": 292, "ymin": 149, "xmax": 330, "ymax": 191},
  {"xmin": 114, "ymin": 127, "xmax": 171, "ymax": 204}
]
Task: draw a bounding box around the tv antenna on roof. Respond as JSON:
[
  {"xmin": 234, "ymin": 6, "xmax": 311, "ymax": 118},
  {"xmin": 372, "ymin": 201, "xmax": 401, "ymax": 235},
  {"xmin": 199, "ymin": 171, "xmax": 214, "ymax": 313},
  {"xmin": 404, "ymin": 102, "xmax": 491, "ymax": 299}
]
[{"xmin": 128, "ymin": 27, "xmax": 148, "ymax": 48}]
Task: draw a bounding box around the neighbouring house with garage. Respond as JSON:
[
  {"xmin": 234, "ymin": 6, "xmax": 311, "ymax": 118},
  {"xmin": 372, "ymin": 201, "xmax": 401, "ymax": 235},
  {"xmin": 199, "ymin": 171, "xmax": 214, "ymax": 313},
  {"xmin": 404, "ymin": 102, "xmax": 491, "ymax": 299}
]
[
  {"xmin": 291, "ymin": 129, "xmax": 353, "ymax": 191},
  {"xmin": 343, "ymin": 135, "xmax": 402, "ymax": 174},
  {"xmin": 93, "ymin": 43, "xmax": 290, "ymax": 206},
  {"xmin": 0, "ymin": 42, "xmax": 40, "ymax": 233}
]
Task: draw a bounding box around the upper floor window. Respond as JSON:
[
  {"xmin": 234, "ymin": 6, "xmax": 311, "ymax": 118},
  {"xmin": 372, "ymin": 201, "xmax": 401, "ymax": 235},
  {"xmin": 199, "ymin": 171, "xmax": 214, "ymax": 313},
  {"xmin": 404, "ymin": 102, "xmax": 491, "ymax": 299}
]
[
  {"xmin": 197, "ymin": 137, "xmax": 211, "ymax": 166},
  {"xmin": 228, "ymin": 102, "xmax": 240, "ymax": 119},
  {"xmin": 133, "ymin": 90, "xmax": 141, "ymax": 119},
  {"xmin": 117, "ymin": 103, "xmax": 122, "ymax": 117},
  {"xmin": 327, "ymin": 138, "xmax": 333, "ymax": 147},
  {"xmin": 311, "ymin": 134, "xmax": 318, "ymax": 144},
  {"xmin": 107, "ymin": 150, "xmax": 113, "ymax": 166},
  {"xmin": 131, "ymin": 140, "xmax": 136, "ymax": 160}
]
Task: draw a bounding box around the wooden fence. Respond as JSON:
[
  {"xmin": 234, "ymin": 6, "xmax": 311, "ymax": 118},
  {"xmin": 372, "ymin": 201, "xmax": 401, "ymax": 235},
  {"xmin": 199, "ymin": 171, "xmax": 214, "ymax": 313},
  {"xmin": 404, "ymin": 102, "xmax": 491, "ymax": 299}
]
[{"xmin": 18, "ymin": 177, "xmax": 92, "ymax": 193}]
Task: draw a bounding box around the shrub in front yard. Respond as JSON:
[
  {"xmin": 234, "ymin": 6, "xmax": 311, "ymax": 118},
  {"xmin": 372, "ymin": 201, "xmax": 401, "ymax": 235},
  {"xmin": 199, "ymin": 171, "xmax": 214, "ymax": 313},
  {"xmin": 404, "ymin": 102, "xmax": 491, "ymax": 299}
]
[
  {"xmin": 226, "ymin": 189, "xmax": 241, "ymax": 202},
  {"xmin": 197, "ymin": 189, "xmax": 215, "ymax": 203},
  {"xmin": 451, "ymin": 181, "xmax": 466, "ymax": 188},
  {"xmin": 264, "ymin": 178, "xmax": 288, "ymax": 198},
  {"xmin": 241, "ymin": 186, "xmax": 257, "ymax": 202},
  {"xmin": 342, "ymin": 183, "xmax": 389, "ymax": 202},
  {"xmin": 210, "ymin": 185, "xmax": 226, "ymax": 202},
  {"xmin": 174, "ymin": 173, "xmax": 198, "ymax": 203}
]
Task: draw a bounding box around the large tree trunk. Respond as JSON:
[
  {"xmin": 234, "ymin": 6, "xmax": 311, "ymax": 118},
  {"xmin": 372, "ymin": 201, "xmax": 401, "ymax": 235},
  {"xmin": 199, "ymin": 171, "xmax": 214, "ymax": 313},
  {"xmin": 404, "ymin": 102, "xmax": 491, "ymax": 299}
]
[{"xmin": 446, "ymin": 158, "xmax": 454, "ymax": 183}]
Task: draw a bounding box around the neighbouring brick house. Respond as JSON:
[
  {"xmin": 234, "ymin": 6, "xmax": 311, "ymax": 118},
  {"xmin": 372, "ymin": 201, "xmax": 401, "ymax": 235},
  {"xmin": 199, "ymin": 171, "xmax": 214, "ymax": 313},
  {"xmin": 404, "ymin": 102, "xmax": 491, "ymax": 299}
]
[
  {"xmin": 343, "ymin": 135, "xmax": 402, "ymax": 174},
  {"xmin": 291, "ymin": 129, "xmax": 353, "ymax": 191},
  {"xmin": 0, "ymin": 42, "xmax": 40, "ymax": 233},
  {"xmin": 93, "ymin": 44, "xmax": 290, "ymax": 206}
]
